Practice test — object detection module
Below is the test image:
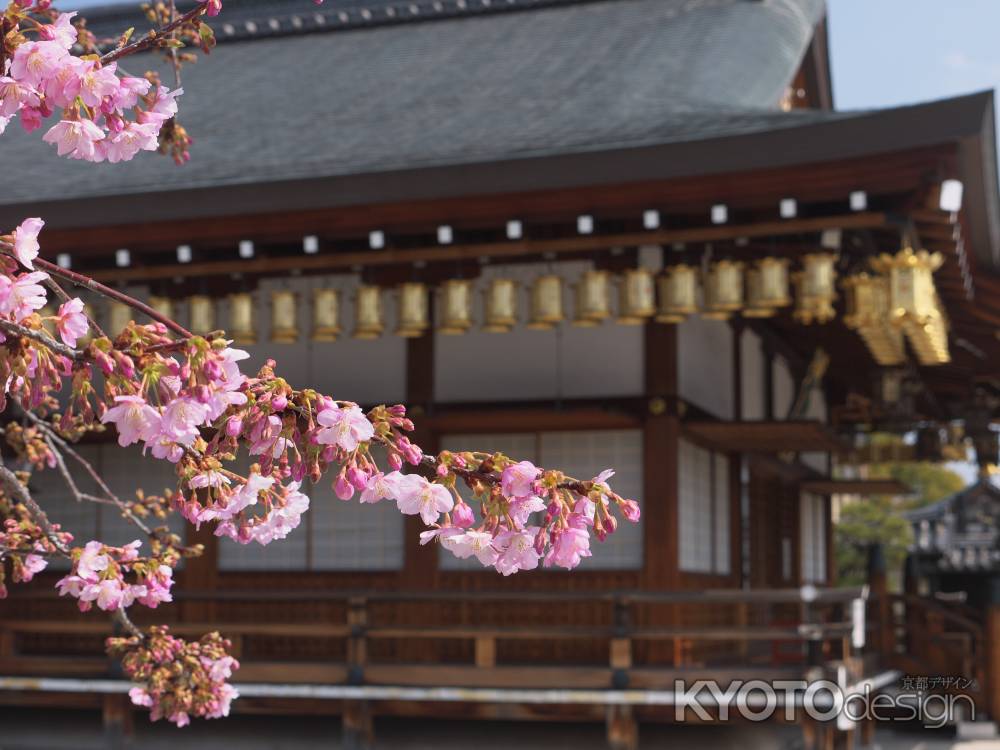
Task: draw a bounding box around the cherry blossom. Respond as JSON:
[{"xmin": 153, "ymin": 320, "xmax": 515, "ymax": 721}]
[
  {"xmin": 395, "ymin": 474, "xmax": 454, "ymax": 525},
  {"xmin": 55, "ymin": 297, "xmax": 88, "ymax": 347}
]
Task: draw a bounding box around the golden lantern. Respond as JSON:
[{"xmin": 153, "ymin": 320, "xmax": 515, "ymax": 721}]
[
  {"xmin": 617, "ymin": 268, "xmax": 656, "ymax": 324},
  {"xmin": 438, "ymin": 280, "xmax": 473, "ymax": 335},
  {"xmin": 109, "ymin": 301, "xmax": 133, "ymax": 335},
  {"xmin": 744, "ymin": 258, "xmax": 790, "ymax": 318},
  {"xmin": 527, "ymin": 275, "xmax": 563, "ymax": 330},
  {"xmin": 702, "ymin": 260, "xmax": 744, "ymax": 320},
  {"xmin": 655, "ymin": 264, "xmax": 699, "ymax": 324},
  {"xmin": 842, "ymin": 274, "xmax": 905, "ymax": 365},
  {"xmin": 396, "ymin": 282, "xmax": 430, "ymax": 338},
  {"xmin": 868, "ymin": 248, "xmax": 950, "ymax": 365},
  {"xmin": 869, "ymin": 248, "xmax": 943, "ymax": 326},
  {"xmin": 270, "ymin": 291, "xmax": 298, "ymax": 343},
  {"xmin": 148, "ymin": 295, "xmax": 174, "ymax": 323},
  {"xmin": 312, "ymin": 288, "xmax": 341, "ymax": 342},
  {"xmin": 229, "ymin": 292, "xmax": 256, "ymax": 345},
  {"xmin": 793, "ymin": 252, "xmax": 838, "ymax": 324},
  {"xmin": 353, "ymin": 285, "xmax": 384, "ymax": 340},
  {"xmin": 572, "ymin": 270, "xmax": 611, "ymax": 326},
  {"xmin": 189, "ymin": 295, "xmax": 215, "ymax": 335},
  {"xmin": 483, "ymin": 278, "xmax": 517, "ymax": 333}
]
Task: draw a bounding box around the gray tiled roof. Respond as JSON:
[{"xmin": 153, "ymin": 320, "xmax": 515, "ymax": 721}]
[{"xmin": 0, "ymin": 0, "xmax": 824, "ymax": 208}]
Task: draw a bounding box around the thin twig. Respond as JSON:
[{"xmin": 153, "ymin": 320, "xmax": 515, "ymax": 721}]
[
  {"xmin": 32, "ymin": 257, "xmax": 193, "ymax": 339},
  {"xmin": 100, "ymin": 1, "xmax": 208, "ymax": 65},
  {"xmin": 0, "ymin": 319, "xmax": 81, "ymax": 360},
  {"xmin": 0, "ymin": 463, "xmax": 69, "ymax": 556}
]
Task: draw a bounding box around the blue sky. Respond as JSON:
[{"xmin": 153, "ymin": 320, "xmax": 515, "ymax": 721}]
[{"xmin": 828, "ymin": 0, "xmax": 999, "ymax": 110}]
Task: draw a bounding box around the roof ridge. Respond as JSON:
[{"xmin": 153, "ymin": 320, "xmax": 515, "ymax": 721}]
[{"xmin": 81, "ymin": 0, "xmax": 623, "ymax": 45}]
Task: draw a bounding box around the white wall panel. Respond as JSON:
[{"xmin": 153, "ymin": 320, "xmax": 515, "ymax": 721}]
[
  {"xmin": 678, "ymin": 316, "xmax": 733, "ymax": 419},
  {"xmin": 740, "ymin": 329, "xmax": 765, "ymax": 420},
  {"xmin": 434, "ymin": 262, "xmax": 643, "ymax": 403}
]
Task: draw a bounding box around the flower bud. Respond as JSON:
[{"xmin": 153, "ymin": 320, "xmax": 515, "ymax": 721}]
[
  {"xmin": 334, "ymin": 473, "xmax": 354, "ymax": 501},
  {"xmin": 452, "ymin": 502, "xmax": 474, "ymax": 528},
  {"xmin": 621, "ymin": 500, "xmax": 640, "ymax": 523},
  {"xmin": 347, "ymin": 466, "xmax": 369, "ymax": 491},
  {"xmin": 387, "ymin": 452, "xmax": 403, "ymax": 470},
  {"xmin": 271, "ymin": 395, "xmax": 287, "ymax": 412},
  {"xmin": 225, "ymin": 416, "xmax": 243, "ymax": 437}
]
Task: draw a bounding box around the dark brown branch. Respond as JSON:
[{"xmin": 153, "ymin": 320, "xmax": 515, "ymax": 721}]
[
  {"xmin": 0, "ymin": 319, "xmax": 80, "ymax": 359},
  {"xmin": 33, "ymin": 258, "xmax": 193, "ymax": 339},
  {"xmin": 100, "ymin": 1, "xmax": 209, "ymax": 65}
]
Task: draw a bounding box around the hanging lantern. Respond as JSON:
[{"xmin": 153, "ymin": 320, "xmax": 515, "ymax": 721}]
[
  {"xmin": 702, "ymin": 260, "xmax": 744, "ymax": 320},
  {"xmin": 312, "ymin": 288, "xmax": 341, "ymax": 342},
  {"xmin": 870, "ymin": 248, "xmax": 942, "ymax": 325},
  {"xmin": 744, "ymin": 258, "xmax": 790, "ymax": 318},
  {"xmin": 573, "ymin": 270, "xmax": 611, "ymax": 326},
  {"xmin": 438, "ymin": 280, "xmax": 473, "ymax": 335},
  {"xmin": 189, "ymin": 295, "xmax": 215, "ymax": 335},
  {"xmin": 842, "ymin": 274, "xmax": 904, "ymax": 365},
  {"xmin": 527, "ymin": 275, "xmax": 563, "ymax": 330},
  {"xmin": 869, "ymin": 248, "xmax": 949, "ymax": 365},
  {"xmin": 655, "ymin": 264, "xmax": 699, "ymax": 324},
  {"xmin": 483, "ymin": 278, "xmax": 517, "ymax": 333},
  {"xmin": 616, "ymin": 268, "xmax": 656, "ymax": 324},
  {"xmin": 793, "ymin": 252, "xmax": 838, "ymax": 324},
  {"xmin": 109, "ymin": 301, "xmax": 133, "ymax": 335},
  {"xmin": 270, "ymin": 291, "xmax": 298, "ymax": 343},
  {"xmin": 229, "ymin": 292, "xmax": 256, "ymax": 345},
  {"xmin": 396, "ymin": 282, "xmax": 430, "ymax": 338},
  {"xmin": 353, "ymin": 285, "xmax": 384, "ymax": 340}
]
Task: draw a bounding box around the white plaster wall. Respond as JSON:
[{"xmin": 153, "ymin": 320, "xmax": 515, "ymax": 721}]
[
  {"xmin": 740, "ymin": 329, "xmax": 765, "ymax": 420},
  {"xmin": 434, "ymin": 262, "xmax": 644, "ymax": 403},
  {"xmin": 773, "ymin": 355, "xmax": 796, "ymax": 420},
  {"xmin": 678, "ymin": 315, "xmax": 733, "ymax": 419}
]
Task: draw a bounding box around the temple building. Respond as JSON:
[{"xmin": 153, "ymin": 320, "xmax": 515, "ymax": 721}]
[{"xmin": 1, "ymin": 0, "xmax": 1000, "ymax": 746}]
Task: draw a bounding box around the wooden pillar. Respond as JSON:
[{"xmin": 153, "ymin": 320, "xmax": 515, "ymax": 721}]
[
  {"xmin": 606, "ymin": 705, "xmax": 638, "ymax": 750},
  {"xmin": 866, "ymin": 543, "xmax": 892, "ymax": 663},
  {"xmin": 180, "ymin": 518, "xmax": 219, "ymax": 623},
  {"xmin": 102, "ymin": 694, "xmax": 134, "ymax": 750},
  {"xmin": 987, "ymin": 587, "xmax": 1000, "ymax": 722},
  {"xmin": 401, "ymin": 328, "xmax": 438, "ymax": 590},
  {"xmin": 642, "ymin": 321, "xmax": 678, "ymax": 590},
  {"xmin": 342, "ymin": 700, "xmax": 374, "ymax": 750}
]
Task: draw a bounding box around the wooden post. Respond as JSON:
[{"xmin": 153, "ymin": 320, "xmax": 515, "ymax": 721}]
[
  {"xmin": 102, "ymin": 694, "xmax": 134, "ymax": 750},
  {"xmin": 475, "ymin": 636, "xmax": 496, "ymax": 669},
  {"xmin": 342, "ymin": 700, "xmax": 374, "ymax": 750},
  {"xmin": 866, "ymin": 543, "xmax": 892, "ymax": 663},
  {"xmin": 606, "ymin": 705, "xmax": 638, "ymax": 750},
  {"xmin": 986, "ymin": 597, "xmax": 1000, "ymax": 723}
]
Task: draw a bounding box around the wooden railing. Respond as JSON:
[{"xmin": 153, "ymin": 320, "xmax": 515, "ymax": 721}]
[
  {"xmin": 0, "ymin": 586, "xmax": 868, "ymax": 690},
  {"xmin": 882, "ymin": 593, "xmax": 985, "ymax": 709}
]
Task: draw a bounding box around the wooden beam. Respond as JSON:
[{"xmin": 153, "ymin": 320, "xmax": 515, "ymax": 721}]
[
  {"xmin": 683, "ymin": 420, "xmax": 847, "ymax": 454},
  {"xmin": 83, "ymin": 213, "xmax": 890, "ymax": 283},
  {"xmin": 799, "ymin": 478, "xmax": 912, "ymax": 495}
]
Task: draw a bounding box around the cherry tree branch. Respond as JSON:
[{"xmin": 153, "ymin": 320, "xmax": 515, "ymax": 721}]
[
  {"xmin": 0, "ymin": 319, "xmax": 80, "ymax": 359},
  {"xmin": 100, "ymin": 1, "xmax": 210, "ymax": 65}
]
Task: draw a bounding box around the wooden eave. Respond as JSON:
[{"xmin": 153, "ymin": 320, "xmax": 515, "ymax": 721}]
[{"xmin": 682, "ymin": 420, "xmax": 846, "ymax": 454}]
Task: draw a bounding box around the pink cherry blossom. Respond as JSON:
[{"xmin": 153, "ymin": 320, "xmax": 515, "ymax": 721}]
[
  {"xmin": 102, "ymin": 121, "xmax": 160, "ymax": 163},
  {"xmin": 160, "ymin": 396, "xmax": 210, "ymax": 445},
  {"xmin": 9, "ymin": 41, "xmax": 68, "ymax": 89},
  {"xmin": 444, "ymin": 530, "xmax": 498, "ymax": 566},
  {"xmin": 55, "ymin": 297, "xmax": 88, "ymax": 347},
  {"xmin": 42, "ymin": 118, "xmax": 105, "ymax": 161},
  {"xmin": 359, "ymin": 471, "xmax": 402, "ymax": 504},
  {"xmin": 100, "ymin": 395, "xmax": 162, "ymax": 447},
  {"xmin": 38, "ymin": 12, "xmax": 79, "ymax": 49},
  {"xmin": 544, "ymin": 521, "xmax": 591, "ymax": 570},
  {"xmin": 0, "ymin": 77, "xmax": 40, "ymax": 118},
  {"xmin": 1, "ymin": 271, "xmax": 49, "ymax": 321},
  {"xmin": 315, "ymin": 404, "xmax": 374, "ymax": 452},
  {"xmin": 394, "ymin": 475, "xmax": 454, "ymax": 525},
  {"xmin": 501, "ymin": 460, "xmax": 539, "ymax": 499},
  {"xmin": 494, "ymin": 528, "xmax": 540, "ymax": 576},
  {"xmin": 11, "ymin": 217, "xmax": 43, "ymax": 269},
  {"xmin": 76, "ymin": 61, "xmax": 119, "ymax": 107},
  {"xmin": 19, "ymin": 553, "xmax": 47, "ymax": 581}
]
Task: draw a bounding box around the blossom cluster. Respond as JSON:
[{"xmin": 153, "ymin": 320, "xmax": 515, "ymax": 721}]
[
  {"xmin": 56, "ymin": 539, "xmax": 174, "ymax": 611},
  {"xmin": 0, "ymin": 215, "xmax": 640, "ymax": 726},
  {"xmin": 1, "ymin": 5, "xmax": 182, "ymax": 162},
  {"xmin": 0, "ymin": 513, "xmax": 66, "ymax": 597},
  {"xmin": 108, "ymin": 626, "xmax": 238, "ymax": 726}
]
